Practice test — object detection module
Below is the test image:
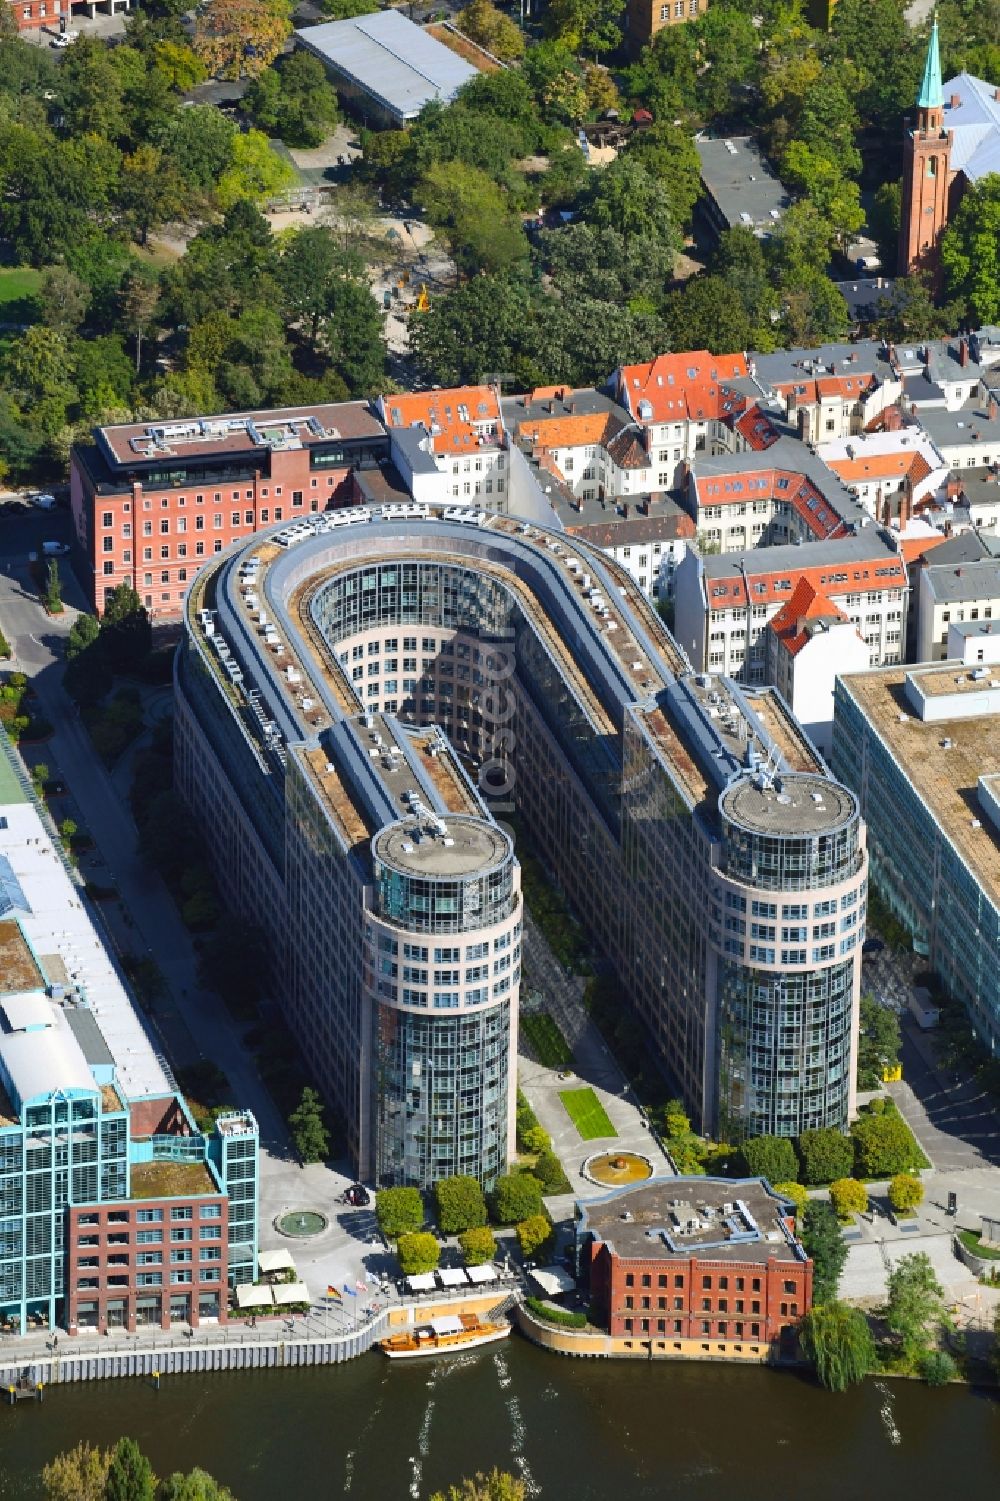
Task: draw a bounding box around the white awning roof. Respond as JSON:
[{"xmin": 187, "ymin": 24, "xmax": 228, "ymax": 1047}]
[
  {"xmin": 465, "ymin": 1263, "xmax": 497, "ymax": 1284},
  {"xmin": 436, "ymin": 1267, "xmax": 468, "ymax": 1287},
  {"xmin": 530, "ymin": 1266, "xmax": 576, "ymax": 1296},
  {"xmin": 273, "ymin": 1281, "xmax": 310, "ymax": 1305},
  {"xmin": 258, "ymin": 1249, "xmax": 295, "ymax": 1274},
  {"xmin": 406, "ymin": 1272, "xmax": 437, "ymax": 1292},
  {"xmin": 430, "ymin": 1316, "xmax": 464, "ymax": 1335},
  {"xmin": 235, "ymin": 1284, "xmax": 274, "ymax": 1308}
]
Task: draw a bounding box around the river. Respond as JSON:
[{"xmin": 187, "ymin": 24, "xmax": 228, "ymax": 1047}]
[{"xmin": 1, "ymin": 1340, "xmax": 997, "ymax": 1499}]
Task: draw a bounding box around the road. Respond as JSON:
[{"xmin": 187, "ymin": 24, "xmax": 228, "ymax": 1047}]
[{"xmin": 0, "ymin": 508, "xmax": 342, "ymax": 1222}]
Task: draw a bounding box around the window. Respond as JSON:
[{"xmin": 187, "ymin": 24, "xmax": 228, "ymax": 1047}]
[
  {"xmin": 137, "ymin": 1210, "xmax": 163, "ymax": 1224},
  {"xmin": 171, "ymin": 1207, "xmax": 193, "ymax": 1222}
]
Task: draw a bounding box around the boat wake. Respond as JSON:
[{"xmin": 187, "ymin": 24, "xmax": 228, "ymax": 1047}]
[{"xmin": 874, "ymin": 1380, "xmax": 901, "ymax": 1446}]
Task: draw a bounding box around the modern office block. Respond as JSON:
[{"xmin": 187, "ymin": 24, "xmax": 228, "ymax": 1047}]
[
  {"xmin": 177, "ymin": 505, "xmax": 866, "ymax": 1166},
  {"xmin": 834, "ymin": 661, "xmax": 1000, "ymax": 1049}
]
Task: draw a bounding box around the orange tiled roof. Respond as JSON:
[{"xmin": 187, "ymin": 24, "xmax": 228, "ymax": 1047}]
[
  {"xmin": 899, "ymin": 532, "xmax": 948, "ymax": 565},
  {"xmin": 826, "ymin": 450, "xmax": 935, "ymax": 485},
  {"xmin": 733, "ymin": 405, "xmax": 780, "ymax": 450},
  {"xmin": 618, "ymin": 351, "xmax": 748, "ymax": 424},
  {"xmin": 777, "ymin": 374, "xmax": 876, "ymax": 404},
  {"xmin": 767, "ymin": 577, "xmax": 851, "ymax": 657},
  {"xmin": 694, "ymin": 467, "xmax": 848, "ymax": 541},
  {"xmin": 706, "ymin": 555, "xmax": 906, "ymax": 611},
  {"xmin": 517, "ymin": 410, "xmax": 623, "ymax": 452},
  {"xmin": 382, "ymin": 386, "xmax": 502, "ymax": 454}
]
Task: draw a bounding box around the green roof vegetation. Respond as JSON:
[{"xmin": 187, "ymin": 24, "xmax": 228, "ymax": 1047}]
[{"xmin": 129, "ymin": 1159, "xmax": 217, "ymax": 1200}]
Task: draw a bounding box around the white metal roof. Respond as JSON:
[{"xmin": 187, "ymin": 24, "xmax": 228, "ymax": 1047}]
[
  {"xmin": 296, "ymin": 12, "xmax": 477, "ymax": 124},
  {"xmin": 1, "ymin": 993, "xmax": 55, "ymax": 1032},
  {"xmin": 0, "ymin": 796, "xmax": 170, "ymax": 1103},
  {"xmin": 0, "ymin": 1000, "xmax": 96, "ymax": 1108}
]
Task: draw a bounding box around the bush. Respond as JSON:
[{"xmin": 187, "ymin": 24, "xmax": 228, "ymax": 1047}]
[
  {"xmin": 376, "ymin": 1186, "xmax": 424, "ymax": 1239},
  {"xmin": 851, "ymin": 1107, "xmax": 927, "ymax": 1179},
  {"xmin": 397, "ymin": 1231, "xmax": 440, "ymax": 1276},
  {"xmin": 434, "ymin": 1175, "xmax": 488, "ymax": 1234},
  {"xmin": 532, "ymin": 1148, "xmax": 571, "ymax": 1194},
  {"xmin": 801, "ymin": 1201, "xmax": 848, "ymax": 1304},
  {"xmin": 773, "ymin": 1182, "xmax": 809, "ymax": 1219},
  {"xmin": 524, "ymin": 1296, "xmax": 586, "ymax": 1329},
  {"xmin": 516, "ymin": 1213, "xmax": 554, "ymax": 1260},
  {"xmin": 829, "ymin": 1177, "xmax": 868, "ymax": 1220},
  {"xmin": 458, "ymin": 1226, "xmax": 496, "ymax": 1266},
  {"xmin": 520, "ymin": 1124, "xmax": 550, "ymax": 1156},
  {"xmin": 919, "ymin": 1348, "xmax": 957, "ymax": 1386},
  {"xmin": 491, "ymin": 1171, "xmax": 543, "ymax": 1225},
  {"xmin": 888, "ymin": 1172, "xmax": 924, "ymax": 1213},
  {"xmin": 740, "ymin": 1134, "xmax": 798, "ymax": 1185},
  {"xmin": 797, "ymin": 1127, "xmax": 854, "ymax": 1187}
]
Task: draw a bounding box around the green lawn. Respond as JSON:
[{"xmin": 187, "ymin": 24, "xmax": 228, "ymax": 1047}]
[
  {"xmin": 0, "ymin": 267, "xmax": 42, "ymax": 326},
  {"xmin": 959, "ymin": 1228, "xmax": 1000, "ymax": 1261},
  {"xmin": 521, "ymin": 1011, "xmax": 573, "ymax": 1069},
  {"xmin": 558, "ymin": 1086, "xmax": 617, "ymax": 1141}
]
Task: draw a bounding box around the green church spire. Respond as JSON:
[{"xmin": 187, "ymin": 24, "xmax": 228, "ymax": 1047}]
[{"xmin": 917, "ymin": 17, "xmax": 943, "ymax": 110}]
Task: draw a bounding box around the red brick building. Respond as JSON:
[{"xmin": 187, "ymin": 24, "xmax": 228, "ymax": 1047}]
[
  {"xmin": 579, "ymin": 1177, "xmax": 812, "ymax": 1356},
  {"xmin": 622, "ymin": 0, "xmax": 706, "ymax": 60},
  {"xmin": 69, "ymin": 404, "xmax": 390, "ymax": 623},
  {"xmin": 66, "ymin": 1160, "xmax": 229, "ymax": 1334}
]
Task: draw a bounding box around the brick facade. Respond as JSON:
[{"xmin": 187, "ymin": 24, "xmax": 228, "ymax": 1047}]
[
  {"xmin": 622, "ymin": 0, "xmax": 705, "ymax": 59},
  {"xmin": 586, "ymin": 1243, "xmax": 812, "ymax": 1351},
  {"xmin": 66, "ymin": 1193, "xmax": 229, "ymax": 1334}
]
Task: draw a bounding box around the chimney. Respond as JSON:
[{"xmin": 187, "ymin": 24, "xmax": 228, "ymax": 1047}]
[
  {"xmin": 960, "ymin": 338, "xmax": 969, "ymax": 367},
  {"xmin": 899, "ymin": 487, "xmax": 912, "ymax": 529},
  {"xmin": 950, "ymin": 92, "xmax": 962, "ymax": 108},
  {"xmin": 989, "ymin": 395, "xmax": 999, "ymax": 420}
]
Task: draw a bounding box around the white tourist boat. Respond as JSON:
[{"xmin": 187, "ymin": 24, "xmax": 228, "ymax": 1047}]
[{"xmin": 380, "ymin": 1313, "xmax": 511, "ymax": 1359}]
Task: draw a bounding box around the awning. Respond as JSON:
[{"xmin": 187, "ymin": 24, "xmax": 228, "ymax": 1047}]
[
  {"xmin": 465, "ymin": 1263, "xmax": 497, "ymax": 1284},
  {"xmin": 530, "ymin": 1266, "xmax": 575, "ymax": 1297},
  {"xmin": 258, "ymin": 1249, "xmax": 295, "ymax": 1274},
  {"xmin": 430, "ymin": 1316, "xmax": 464, "ymax": 1335},
  {"xmin": 235, "ymin": 1284, "xmax": 274, "ymax": 1308},
  {"xmin": 436, "ymin": 1267, "xmax": 468, "ymax": 1288},
  {"xmin": 406, "ymin": 1272, "xmax": 437, "ymax": 1292},
  {"xmin": 273, "ymin": 1281, "xmax": 310, "ymax": 1305}
]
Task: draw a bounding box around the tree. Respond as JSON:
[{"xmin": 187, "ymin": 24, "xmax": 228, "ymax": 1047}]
[
  {"xmin": 857, "ymin": 997, "xmax": 902, "ymax": 1090},
  {"xmin": 850, "ymin": 1107, "xmax": 923, "ymax": 1179},
  {"xmin": 318, "ymin": 274, "xmax": 386, "ymax": 396},
  {"xmin": 435, "ymin": 1175, "xmax": 488, "ymax": 1234},
  {"xmin": 582, "ymin": 155, "xmax": 679, "ymax": 263},
  {"xmin": 44, "ymin": 559, "xmax": 63, "ymax": 614},
  {"xmin": 773, "ymin": 1181, "xmax": 809, "ymax": 1220},
  {"xmin": 888, "ymin": 1172, "xmax": 923, "ymax": 1214},
  {"xmin": 885, "ymin": 1251, "xmax": 947, "ymax": 1365},
  {"xmin": 459, "ymin": 1226, "xmax": 496, "ymax": 1266},
  {"xmin": 105, "ymin": 1438, "xmax": 156, "ymax": 1501},
  {"xmin": 121, "ymin": 270, "xmax": 160, "ymax": 376},
  {"xmin": 829, "ymin": 1177, "xmax": 868, "ymax": 1221},
  {"xmin": 941, "ymin": 173, "xmax": 1000, "ymax": 324},
  {"xmin": 740, "ymin": 1134, "xmax": 798, "ymax": 1185},
  {"xmin": 797, "ymin": 1127, "xmax": 854, "ymax": 1187},
  {"xmin": 193, "ymin": 0, "xmax": 292, "ymax": 79},
  {"xmin": 67, "ymin": 612, "xmax": 101, "ymax": 661},
  {"xmin": 215, "ymin": 129, "xmax": 296, "ymax": 209},
  {"xmin": 42, "ymin": 1442, "xmax": 111, "ymax": 1501},
  {"xmin": 155, "ymin": 1471, "xmax": 235, "ymax": 1501},
  {"xmin": 626, "ymin": 123, "xmax": 703, "ymax": 231},
  {"xmin": 39, "ymin": 266, "xmax": 91, "ymax": 338},
  {"xmin": 245, "ymin": 51, "xmax": 339, "ymax": 148},
  {"xmin": 800, "ymin": 1302, "xmax": 876, "ymax": 1392},
  {"xmin": 101, "ymin": 583, "xmax": 152, "ymax": 671},
  {"xmin": 870, "ymin": 179, "xmax": 901, "ymax": 273},
  {"xmin": 429, "ymin": 1473, "xmax": 525, "ymax": 1501},
  {"xmin": 491, "ymin": 1172, "xmax": 543, "ymax": 1225},
  {"xmin": 533, "ymin": 1147, "xmax": 570, "ymax": 1194},
  {"xmin": 663, "ymin": 275, "xmax": 754, "ymax": 357},
  {"xmin": 376, "ymin": 1186, "xmax": 424, "ymax": 1239},
  {"xmin": 417, "ymin": 160, "xmax": 528, "ymax": 276},
  {"xmin": 120, "ymin": 145, "xmax": 187, "ymax": 246},
  {"xmin": 397, "ymin": 1231, "xmax": 440, "ymax": 1276},
  {"xmin": 545, "ymin": 0, "xmax": 624, "ymax": 57},
  {"xmin": 800, "ymin": 1201, "xmax": 848, "ymax": 1304},
  {"xmin": 919, "ymin": 1348, "xmax": 957, "ymax": 1386},
  {"xmin": 156, "ymin": 106, "xmax": 237, "ymax": 190},
  {"xmin": 516, "ymin": 1213, "xmax": 553, "ymax": 1259},
  {"xmin": 288, "ymin": 1085, "xmax": 330, "ymax": 1163},
  {"xmin": 456, "ymin": 0, "xmax": 525, "ymax": 60}
]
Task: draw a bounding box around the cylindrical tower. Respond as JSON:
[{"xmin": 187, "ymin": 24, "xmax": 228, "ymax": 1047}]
[
  {"xmin": 711, "ymin": 772, "xmax": 867, "ymax": 1140},
  {"xmin": 364, "ymin": 814, "xmax": 521, "ymax": 1187}
]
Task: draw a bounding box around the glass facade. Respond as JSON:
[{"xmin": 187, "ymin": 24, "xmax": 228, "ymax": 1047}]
[{"xmin": 721, "ymin": 816, "xmax": 862, "ymax": 891}]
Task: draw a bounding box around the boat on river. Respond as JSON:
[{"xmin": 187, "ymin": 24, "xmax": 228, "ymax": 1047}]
[{"xmin": 380, "ymin": 1313, "xmax": 511, "ymax": 1359}]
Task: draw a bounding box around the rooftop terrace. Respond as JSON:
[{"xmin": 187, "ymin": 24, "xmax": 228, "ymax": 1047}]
[{"xmin": 129, "ymin": 1159, "xmax": 217, "ymax": 1200}]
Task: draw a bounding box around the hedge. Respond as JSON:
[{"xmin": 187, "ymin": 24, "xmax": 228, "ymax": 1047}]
[{"xmin": 524, "ymin": 1296, "xmax": 586, "ymax": 1329}]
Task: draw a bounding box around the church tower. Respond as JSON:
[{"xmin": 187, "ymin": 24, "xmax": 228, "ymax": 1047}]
[{"xmin": 898, "ymin": 19, "xmax": 952, "ymax": 277}]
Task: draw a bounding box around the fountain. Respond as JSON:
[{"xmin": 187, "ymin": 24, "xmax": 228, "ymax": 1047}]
[
  {"xmin": 581, "ymin": 1151, "xmax": 655, "ymax": 1187},
  {"xmin": 276, "ymin": 1209, "xmax": 328, "ymax": 1238}
]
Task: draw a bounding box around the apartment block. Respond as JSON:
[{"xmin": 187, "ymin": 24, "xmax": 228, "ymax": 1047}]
[
  {"xmin": 763, "ymin": 579, "xmax": 869, "ymax": 756},
  {"xmin": 0, "ymin": 738, "xmax": 258, "ymax": 1336},
  {"xmin": 833, "ymin": 662, "xmax": 1000, "ymax": 1050},
  {"xmin": 674, "ymin": 536, "xmax": 908, "ymax": 684},
  {"xmin": 914, "ymin": 557, "xmax": 1000, "ymax": 661},
  {"xmin": 70, "ymin": 404, "xmax": 389, "ymax": 621},
  {"xmin": 580, "ymin": 1177, "xmax": 812, "ymax": 1357},
  {"xmin": 376, "ymin": 387, "xmax": 509, "ymax": 509}
]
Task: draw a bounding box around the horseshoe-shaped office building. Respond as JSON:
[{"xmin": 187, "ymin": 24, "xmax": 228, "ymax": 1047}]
[{"xmin": 177, "ymin": 505, "xmax": 868, "ymax": 1187}]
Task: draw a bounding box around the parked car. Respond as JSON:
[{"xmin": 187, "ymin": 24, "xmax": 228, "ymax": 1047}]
[
  {"xmin": 42, "ymin": 541, "xmax": 69, "ymax": 556},
  {"xmin": 30, "ymin": 493, "xmax": 57, "ymax": 510},
  {"xmin": 51, "ymin": 30, "xmax": 78, "ymax": 46},
  {"xmin": 341, "ymin": 1183, "xmax": 371, "ymax": 1207},
  {"xmin": 862, "ymin": 938, "xmax": 885, "ymax": 956}
]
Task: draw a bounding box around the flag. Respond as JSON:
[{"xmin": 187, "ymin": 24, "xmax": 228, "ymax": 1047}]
[
  {"xmin": 356, "ymin": 1280, "xmax": 368, "ymax": 1293},
  {"xmin": 342, "ymin": 1283, "xmax": 357, "ymax": 1297},
  {"xmin": 326, "ymin": 1285, "xmax": 341, "ymax": 1300}
]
